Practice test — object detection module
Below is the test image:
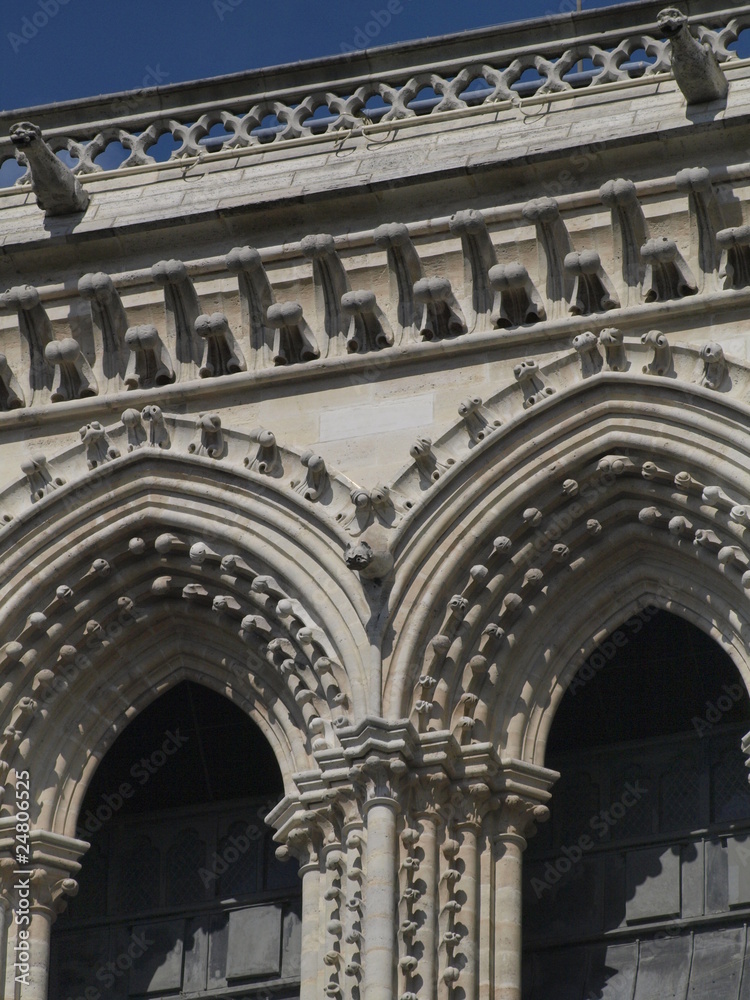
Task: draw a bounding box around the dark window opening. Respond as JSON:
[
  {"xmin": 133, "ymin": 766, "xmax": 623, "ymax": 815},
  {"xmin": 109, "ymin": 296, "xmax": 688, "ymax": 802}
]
[
  {"xmin": 50, "ymin": 681, "xmax": 301, "ymax": 1000},
  {"xmin": 523, "ymin": 611, "xmax": 750, "ymax": 999}
]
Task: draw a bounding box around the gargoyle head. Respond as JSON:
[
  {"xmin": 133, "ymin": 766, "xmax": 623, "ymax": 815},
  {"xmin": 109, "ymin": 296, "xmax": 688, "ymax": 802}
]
[
  {"xmin": 10, "ymin": 121, "xmax": 42, "ymax": 148},
  {"xmin": 657, "ymin": 7, "xmax": 688, "ymax": 38},
  {"xmin": 345, "ymin": 540, "xmax": 374, "ymax": 571}
]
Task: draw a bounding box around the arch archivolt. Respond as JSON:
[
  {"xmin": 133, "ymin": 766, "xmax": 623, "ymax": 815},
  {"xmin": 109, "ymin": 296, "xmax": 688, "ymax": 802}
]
[
  {"xmin": 384, "ymin": 344, "xmax": 750, "ymax": 770},
  {"xmin": 6, "ymin": 338, "xmax": 750, "ymax": 829},
  {"xmin": 0, "ymin": 454, "xmax": 372, "ymax": 836}
]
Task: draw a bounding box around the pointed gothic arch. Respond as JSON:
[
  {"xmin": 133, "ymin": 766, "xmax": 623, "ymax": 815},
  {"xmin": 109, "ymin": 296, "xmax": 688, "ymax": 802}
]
[
  {"xmin": 0, "ymin": 449, "xmax": 372, "ymax": 841},
  {"xmin": 383, "ymin": 353, "xmax": 750, "ymax": 767}
]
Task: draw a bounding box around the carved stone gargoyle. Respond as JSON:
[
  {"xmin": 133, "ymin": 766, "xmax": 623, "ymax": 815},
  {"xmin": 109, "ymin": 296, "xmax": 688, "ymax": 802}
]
[
  {"xmin": 658, "ymin": 8, "xmax": 728, "ymax": 105},
  {"xmin": 10, "ymin": 122, "xmax": 89, "ymax": 216},
  {"xmin": 344, "ymin": 524, "xmax": 394, "ymax": 581}
]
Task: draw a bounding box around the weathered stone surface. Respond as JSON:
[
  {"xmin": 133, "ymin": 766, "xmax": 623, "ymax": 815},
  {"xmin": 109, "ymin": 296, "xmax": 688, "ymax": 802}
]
[{"xmin": 2, "ymin": 4, "xmax": 750, "ymax": 1000}]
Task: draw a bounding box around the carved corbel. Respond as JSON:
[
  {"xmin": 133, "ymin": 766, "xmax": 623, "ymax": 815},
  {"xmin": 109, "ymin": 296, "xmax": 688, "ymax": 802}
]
[
  {"xmin": 341, "ymin": 290, "xmax": 393, "ymax": 354},
  {"xmin": 301, "ymin": 234, "xmax": 351, "ymax": 357},
  {"xmin": 413, "ymin": 277, "xmax": 466, "ymax": 340},
  {"xmin": 658, "ymin": 7, "xmax": 728, "ymax": 105},
  {"xmin": 225, "ymin": 246, "xmax": 275, "ymax": 368},
  {"xmin": 717, "ymin": 226, "xmax": 750, "ymax": 289},
  {"xmin": 245, "ymin": 427, "xmax": 282, "ymax": 476},
  {"xmin": 458, "ymin": 396, "xmax": 501, "ymax": 443},
  {"xmin": 718, "ymin": 545, "xmax": 750, "ymax": 571},
  {"xmin": 449, "ymin": 209, "xmax": 497, "ymax": 330},
  {"xmin": 641, "ymin": 329, "xmax": 672, "ymax": 376},
  {"xmin": 188, "ymin": 413, "xmax": 225, "ymax": 459},
  {"xmin": 641, "ymin": 461, "xmax": 673, "ymax": 483},
  {"xmin": 122, "ymin": 407, "xmax": 170, "ymax": 451},
  {"xmin": 238, "ymin": 614, "xmax": 273, "ymax": 651},
  {"xmin": 639, "ymin": 506, "xmax": 665, "ymax": 527},
  {"xmin": 513, "ymin": 359, "xmax": 556, "ymax": 408},
  {"xmin": 266, "ymin": 301, "xmax": 320, "ymax": 365},
  {"xmin": 498, "ymin": 593, "xmax": 523, "ymax": 627},
  {"xmin": 0, "ymin": 284, "xmax": 54, "ymax": 400},
  {"xmin": 521, "ymin": 197, "xmax": 573, "ymax": 318},
  {"xmin": 488, "ymin": 263, "xmax": 545, "ymax": 328},
  {"xmin": 141, "ymin": 404, "xmax": 170, "ymax": 448},
  {"xmin": 598, "ymin": 327, "xmax": 628, "ymax": 371},
  {"xmin": 694, "ymin": 528, "xmax": 723, "ymax": 552},
  {"xmin": 0, "ymin": 354, "xmax": 25, "ymax": 410},
  {"xmin": 21, "ymin": 453, "xmax": 64, "ymax": 501},
  {"xmin": 641, "ymin": 237, "xmax": 697, "ymax": 301},
  {"xmin": 410, "ymin": 437, "xmax": 454, "ymax": 486},
  {"xmin": 121, "ymin": 408, "xmax": 147, "ymax": 450},
  {"xmin": 572, "ymin": 331, "xmax": 603, "ymax": 377},
  {"xmin": 675, "ymin": 167, "xmax": 724, "ymax": 288},
  {"xmin": 292, "ymin": 450, "xmax": 330, "ymax": 501},
  {"xmin": 124, "ymin": 325, "xmax": 175, "ymax": 389},
  {"xmin": 151, "ymin": 259, "xmax": 202, "ymax": 379},
  {"xmin": 373, "ymin": 222, "xmax": 425, "ymax": 343},
  {"xmin": 599, "ymin": 178, "xmax": 648, "ymax": 302},
  {"xmin": 10, "ymin": 121, "xmax": 89, "ymax": 215},
  {"xmin": 668, "ymin": 515, "xmax": 693, "ymax": 536},
  {"xmin": 45, "ymin": 338, "xmax": 98, "ymax": 401},
  {"xmin": 79, "ymin": 421, "xmax": 120, "ymax": 469},
  {"xmin": 699, "ymin": 342, "xmax": 728, "ymax": 390},
  {"xmin": 564, "ymin": 250, "xmax": 619, "ymax": 315},
  {"xmin": 341, "ymin": 483, "xmax": 406, "ymax": 536},
  {"xmin": 413, "ymin": 675, "xmax": 438, "ymax": 730},
  {"xmin": 194, "ymin": 312, "xmax": 246, "ymax": 377},
  {"xmin": 674, "ymin": 469, "xmax": 704, "ymax": 493},
  {"xmin": 78, "ymin": 271, "xmax": 129, "ymax": 386},
  {"xmin": 597, "ymin": 454, "xmax": 635, "ymax": 477},
  {"xmin": 702, "ymin": 484, "xmax": 736, "ymax": 511}
]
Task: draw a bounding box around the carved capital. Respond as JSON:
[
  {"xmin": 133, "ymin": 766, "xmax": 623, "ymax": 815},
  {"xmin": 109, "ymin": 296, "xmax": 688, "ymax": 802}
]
[
  {"xmin": 494, "ymin": 793, "xmax": 550, "ymax": 848},
  {"xmin": 450, "ymin": 781, "xmax": 498, "ymax": 831},
  {"xmin": 404, "ymin": 769, "xmax": 452, "ymax": 824},
  {"xmin": 349, "ymin": 754, "xmax": 408, "ymax": 811},
  {"xmin": 25, "ymin": 866, "xmax": 79, "ymax": 919}
]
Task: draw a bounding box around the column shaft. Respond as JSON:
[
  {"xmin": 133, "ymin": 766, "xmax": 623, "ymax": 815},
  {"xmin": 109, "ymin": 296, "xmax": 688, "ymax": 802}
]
[
  {"xmin": 22, "ymin": 909, "xmax": 52, "ymax": 1000},
  {"xmin": 299, "ymin": 863, "xmax": 322, "ymax": 1000},
  {"xmin": 493, "ymin": 835, "xmax": 525, "ymax": 1000},
  {"xmin": 363, "ymin": 799, "xmax": 399, "ymax": 1000}
]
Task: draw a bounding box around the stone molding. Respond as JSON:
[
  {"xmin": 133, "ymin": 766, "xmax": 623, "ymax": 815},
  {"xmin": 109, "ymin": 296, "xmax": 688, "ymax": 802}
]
[{"xmin": 4, "ymin": 161, "xmax": 750, "ymax": 411}]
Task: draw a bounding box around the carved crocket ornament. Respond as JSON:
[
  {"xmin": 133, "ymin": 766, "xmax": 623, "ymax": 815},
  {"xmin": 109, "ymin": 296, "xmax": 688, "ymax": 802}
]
[{"xmin": 11, "ymin": 121, "xmax": 90, "ymax": 216}]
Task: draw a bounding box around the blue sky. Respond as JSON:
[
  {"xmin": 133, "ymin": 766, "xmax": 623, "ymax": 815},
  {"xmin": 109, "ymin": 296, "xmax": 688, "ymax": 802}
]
[{"xmin": 1, "ymin": 0, "xmax": 629, "ymax": 111}]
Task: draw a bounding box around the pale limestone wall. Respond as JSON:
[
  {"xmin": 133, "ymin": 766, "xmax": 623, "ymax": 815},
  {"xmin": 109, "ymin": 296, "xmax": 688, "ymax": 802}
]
[{"xmin": 4, "ymin": 4, "xmax": 750, "ymax": 1000}]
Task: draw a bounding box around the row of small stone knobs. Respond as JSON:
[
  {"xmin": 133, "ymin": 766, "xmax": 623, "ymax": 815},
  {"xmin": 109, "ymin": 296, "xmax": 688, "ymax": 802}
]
[{"xmin": 0, "ymin": 171, "xmax": 748, "ymax": 407}]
